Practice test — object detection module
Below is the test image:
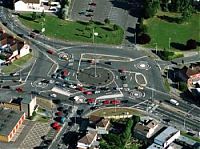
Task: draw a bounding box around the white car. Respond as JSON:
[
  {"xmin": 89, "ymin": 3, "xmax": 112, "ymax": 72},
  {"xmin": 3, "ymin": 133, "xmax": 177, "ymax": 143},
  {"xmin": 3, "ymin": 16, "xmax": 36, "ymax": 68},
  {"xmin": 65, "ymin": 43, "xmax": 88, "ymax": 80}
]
[
  {"xmin": 69, "ymin": 84, "xmax": 76, "ymax": 89},
  {"xmin": 50, "ymin": 93, "xmax": 57, "ymax": 98}
]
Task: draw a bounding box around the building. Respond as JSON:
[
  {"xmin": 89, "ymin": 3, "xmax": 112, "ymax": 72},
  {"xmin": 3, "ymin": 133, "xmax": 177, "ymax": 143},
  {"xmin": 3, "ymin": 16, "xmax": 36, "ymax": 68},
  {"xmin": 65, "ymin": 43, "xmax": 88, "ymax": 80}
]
[
  {"xmin": 88, "ymin": 115, "xmax": 110, "ymax": 134},
  {"xmin": 14, "ymin": 0, "xmax": 44, "ymax": 12},
  {"xmin": 154, "ymin": 126, "xmax": 180, "ymax": 148},
  {"xmin": 0, "ymin": 28, "xmax": 30, "ymax": 64},
  {"xmin": 0, "ymin": 96, "xmax": 37, "ymax": 117},
  {"xmin": 0, "ymin": 108, "xmax": 25, "ymax": 142},
  {"xmin": 21, "ymin": 96, "xmax": 37, "ymax": 117},
  {"xmin": 77, "ymin": 131, "xmax": 98, "ymax": 149},
  {"xmin": 147, "ymin": 143, "xmax": 164, "ymax": 149},
  {"xmin": 134, "ymin": 119, "xmax": 159, "ymax": 140}
]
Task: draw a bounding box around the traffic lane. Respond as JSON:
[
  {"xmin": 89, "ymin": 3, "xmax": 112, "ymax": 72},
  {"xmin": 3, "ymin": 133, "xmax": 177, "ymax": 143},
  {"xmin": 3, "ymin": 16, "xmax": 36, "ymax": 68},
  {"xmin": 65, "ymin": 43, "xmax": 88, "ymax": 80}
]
[
  {"xmin": 155, "ymin": 107, "xmax": 200, "ymax": 131},
  {"xmin": 93, "ymin": 0, "xmax": 112, "ymax": 22}
]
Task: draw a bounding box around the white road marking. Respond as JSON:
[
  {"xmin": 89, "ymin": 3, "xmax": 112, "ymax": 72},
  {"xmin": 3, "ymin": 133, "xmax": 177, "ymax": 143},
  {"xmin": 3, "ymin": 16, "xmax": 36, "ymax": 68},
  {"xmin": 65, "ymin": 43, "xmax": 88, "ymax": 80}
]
[
  {"xmin": 24, "ymin": 59, "xmax": 37, "ymax": 82},
  {"xmin": 131, "ymin": 56, "xmax": 148, "ymax": 62},
  {"xmin": 77, "ymin": 54, "xmax": 83, "ymax": 74},
  {"xmin": 72, "ymin": 72, "xmax": 75, "ymax": 76},
  {"xmin": 130, "ymin": 76, "xmax": 132, "ymax": 81}
]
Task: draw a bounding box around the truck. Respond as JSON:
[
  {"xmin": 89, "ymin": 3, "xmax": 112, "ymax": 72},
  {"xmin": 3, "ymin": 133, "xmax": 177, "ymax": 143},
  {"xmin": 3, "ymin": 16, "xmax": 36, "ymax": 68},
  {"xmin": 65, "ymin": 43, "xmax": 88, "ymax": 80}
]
[{"xmin": 170, "ymin": 99, "xmax": 179, "ymax": 106}]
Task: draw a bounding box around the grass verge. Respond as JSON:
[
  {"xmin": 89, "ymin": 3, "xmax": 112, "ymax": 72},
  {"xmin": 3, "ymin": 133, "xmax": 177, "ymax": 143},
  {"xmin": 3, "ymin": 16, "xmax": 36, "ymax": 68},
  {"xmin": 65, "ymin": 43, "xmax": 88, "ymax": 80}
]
[
  {"xmin": 2, "ymin": 54, "xmax": 33, "ymax": 74},
  {"xmin": 18, "ymin": 13, "xmax": 124, "ymax": 45},
  {"xmin": 181, "ymin": 131, "xmax": 200, "ymax": 143}
]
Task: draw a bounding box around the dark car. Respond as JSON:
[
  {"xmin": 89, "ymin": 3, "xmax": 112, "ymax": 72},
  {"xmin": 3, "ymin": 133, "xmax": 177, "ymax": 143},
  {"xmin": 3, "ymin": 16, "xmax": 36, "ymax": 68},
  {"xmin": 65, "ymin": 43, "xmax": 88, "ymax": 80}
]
[
  {"xmin": 85, "ymin": 13, "xmax": 94, "ymax": 17},
  {"xmin": 121, "ymin": 100, "xmax": 129, "ymax": 103},
  {"xmin": 100, "ymin": 87, "xmax": 109, "ymax": 91},
  {"xmin": 120, "ymin": 76, "xmax": 127, "ymax": 81},
  {"xmin": 41, "ymin": 79, "xmax": 49, "ymax": 84},
  {"xmin": 87, "ymin": 9, "xmax": 94, "ymax": 12},
  {"xmin": 31, "ymin": 91, "xmax": 40, "ymax": 95},
  {"xmin": 17, "ymin": 33, "xmax": 24, "ymax": 38},
  {"xmin": 89, "ymin": 2, "xmax": 96, "ymax": 6},
  {"xmin": 105, "ymin": 61, "xmax": 112, "ymax": 65},
  {"xmin": 2, "ymin": 86, "xmax": 10, "ymax": 89},
  {"xmin": 32, "ymin": 29, "xmax": 41, "ymax": 34}
]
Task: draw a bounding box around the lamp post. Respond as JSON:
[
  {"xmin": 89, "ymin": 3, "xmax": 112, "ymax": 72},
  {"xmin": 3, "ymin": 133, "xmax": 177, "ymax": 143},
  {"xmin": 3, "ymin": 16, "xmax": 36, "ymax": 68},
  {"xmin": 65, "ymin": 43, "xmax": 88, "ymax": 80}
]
[
  {"xmin": 168, "ymin": 37, "xmax": 171, "ymax": 49},
  {"xmin": 92, "ymin": 28, "xmax": 98, "ymax": 77},
  {"xmin": 153, "ymin": 43, "xmax": 158, "ymax": 54}
]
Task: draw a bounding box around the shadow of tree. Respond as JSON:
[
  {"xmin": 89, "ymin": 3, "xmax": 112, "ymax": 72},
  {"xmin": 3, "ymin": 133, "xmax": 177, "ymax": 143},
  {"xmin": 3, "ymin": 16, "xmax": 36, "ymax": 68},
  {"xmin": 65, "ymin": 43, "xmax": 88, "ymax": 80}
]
[
  {"xmin": 125, "ymin": 36, "xmax": 135, "ymax": 43},
  {"xmin": 157, "ymin": 15, "xmax": 181, "ymax": 23},
  {"xmin": 101, "ymin": 26, "xmax": 113, "ymax": 31},
  {"xmin": 170, "ymin": 42, "xmax": 186, "ymax": 50},
  {"xmin": 19, "ymin": 14, "xmax": 33, "ymax": 21}
]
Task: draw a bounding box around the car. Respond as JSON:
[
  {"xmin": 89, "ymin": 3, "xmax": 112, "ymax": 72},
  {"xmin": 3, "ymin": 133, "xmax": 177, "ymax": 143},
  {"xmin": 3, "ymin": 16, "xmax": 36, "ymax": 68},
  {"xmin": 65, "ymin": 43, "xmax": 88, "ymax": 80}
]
[
  {"xmin": 69, "ymin": 84, "xmax": 76, "ymax": 89},
  {"xmin": 122, "ymin": 84, "xmax": 128, "ymax": 88},
  {"xmin": 111, "ymin": 100, "xmax": 121, "ymax": 105},
  {"xmin": 105, "ymin": 61, "xmax": 112, "ymax": 65},
  {"xmin": 47, "ymin": 49, "xmax": 55, "ymax": 55},
  {"xmin": 10, "ymin": 72, "xmax": 19, "ymax": 76},
  {"xmin": 100, "ymin": 87, "xmax": 109, "ymax": 91},
  {"xmin": 87, "ymin": 9, "xmax": 94, "ymax": 12},
  {"xmin": 121, "ymin": 100, "xmax": 129, "ymax": 103},
  {"xmin": 16, "ymin": 87, "xmax": 23, "ymax": 92},
  {"xmin": 2, "ymin": 86, "xmax": 10, "ymax": 89},
  {"xmin": 93, "ymin": 90, "xmax": 100, "ymax": 94},
  {"xmin": 89, "ymin": 2, "xmax": 96, "ymax": 6},
  {"xmin": 118, "ymin": 68, "xmax": 126, "ymax": 73},
  {"xmin": 41, "ymin": 79, "xmax": 49, "ymax": 84},
  {"xmin": 49, "ymin": 80, "xmax": 54, "ymax": 84},
  {"xmin": 120, "ymin": 76, "xmax": 127, "ymax": 81},
  {"xmin": 31, "ymin": 91, "xmax": 40, "ymax": 95},
  {"xmin": 87, "ymin": 98, "xmax": 95, "ymax": 104},
  {"xmin": 90, "ymin": 106, "xmax": 98, "ymax": 110},
  {"xmin": 62, "ymin": 69, "xmax": 69, "ymax": 77},
  {"xmin": 79, "ymin": 11, "xmax": 85, "ymax": 15},
  {"xmin": 77, "ymin": 87, "xmax": 84, "ymax": 91},
  {"xmin": 84, "ymin": 91, "xmax": 93, "ymax": 95},
  {"xmin": 113, "ymin": 87, "xmax": 123, "ymax": 91},
  {"xmin": 32, "ymin": 29, "xmax": 40, "ymax": 34},
  {"xmin": 103, "ymin": 100, "xmax": 110, "ymax": 105},
  {"xmin": 29, "ymin": 32, "xmax": 36, "ymax": 38},
  {"xmin": 17, "ymin": 33, "xmax": 24, "ymax": 38},
  {"xmin": 85, "ymin": 13, "xmax": 94, "ymax": 17},
  {"xmin": 50, "ymin": 93, "xmax": 57, "ymax": 98}
]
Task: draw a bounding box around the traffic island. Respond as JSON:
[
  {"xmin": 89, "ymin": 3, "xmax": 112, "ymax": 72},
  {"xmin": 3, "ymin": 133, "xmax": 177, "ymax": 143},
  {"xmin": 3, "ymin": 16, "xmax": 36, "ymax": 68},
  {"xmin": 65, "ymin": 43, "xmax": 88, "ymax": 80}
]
[{"xmin": 77, "ymin": 67, "xmax": 114, "ymax": 87}]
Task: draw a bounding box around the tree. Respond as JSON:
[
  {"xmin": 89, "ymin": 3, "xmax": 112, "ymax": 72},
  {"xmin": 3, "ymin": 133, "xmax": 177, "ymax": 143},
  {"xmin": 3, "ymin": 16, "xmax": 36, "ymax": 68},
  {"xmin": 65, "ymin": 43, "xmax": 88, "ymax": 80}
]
[
  {"xmin": 41, "ymin": 10, "xmax": 45, "ymax": 18},
  {"xmin": 186, "ymin": 39, "xmax": 197, "ymax": 50},
  {"xmin": 104, "ymin": 18, "xmax": 110, "ymax": 25},
  {"xmin": 31, "ymin": 12, "xmax": 37, "ymax": 20},
  {"xmin": 121, "ymin": 119, "xmax": 133, "ymax": 144},
  {"xmin": 113, "ymin": 24, "xmax": 119, "ymax": 31},
  {"xmin": 137, "ymin": 33, "xmax": 151, "ymax": 44}
]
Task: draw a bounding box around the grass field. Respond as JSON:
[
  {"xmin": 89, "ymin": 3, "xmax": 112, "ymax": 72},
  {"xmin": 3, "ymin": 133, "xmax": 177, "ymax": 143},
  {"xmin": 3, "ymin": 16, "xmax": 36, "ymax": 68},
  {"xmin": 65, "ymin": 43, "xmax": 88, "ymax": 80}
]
[
  {"xmin": 18, "ymin": 13, "xmax": 124, "ymax": 45},
  {"xmin": 91, "ymin": 107, "xmax": 141, "ymax": 117},
  {"xmin": 2, "ymin": 54, "xmax": 33, "ymax": 74},
  {"xmin": 144, "ymin": 12, "xmax": 200, "ymax": 50}
]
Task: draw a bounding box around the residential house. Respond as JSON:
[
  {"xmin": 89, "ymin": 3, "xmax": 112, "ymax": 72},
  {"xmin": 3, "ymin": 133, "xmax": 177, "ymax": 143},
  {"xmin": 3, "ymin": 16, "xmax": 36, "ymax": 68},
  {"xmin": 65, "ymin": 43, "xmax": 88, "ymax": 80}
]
[
  {"xmin": 133, "ymin": 119, "xmax": 159, "ymax": 140},
  {"xmin": 88, "ymin": 115, "xmax": 110, "ymax": 134},
  {"xmin": 0, "ymin": 28, "xmax": 30, "ymax": 63},
  {"xmin": 77, "ymin": 131, "xmax": 98, "ymax": 149}
]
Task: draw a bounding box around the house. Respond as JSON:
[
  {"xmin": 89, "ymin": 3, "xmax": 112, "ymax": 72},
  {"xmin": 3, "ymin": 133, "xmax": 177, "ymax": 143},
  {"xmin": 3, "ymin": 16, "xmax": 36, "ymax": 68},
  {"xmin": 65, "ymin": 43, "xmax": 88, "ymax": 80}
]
[
  {"xmin": 0, "ymin": 28, "xmax": 30, "ymax": 63},
  {"xmin": 77, "ymin": 131, "xmax": 98, "ymax": 149},
  {"xmin": 0, "ymin": 108, "xmax": 25, "ymax": 142},
  {"xmin": 154, "ymin": 126, "xmax": 180, "ymax": 148},
  {"xmin": 133, "ymin": 119, "xmax": 159, "ymax": 140},
  {"xmin": 14, "ymin": 0, "xmax": 44, "ymax": 12},
  {"xmin": 88, "ymin": 115, "xmax": 110, "ymax": 134}
]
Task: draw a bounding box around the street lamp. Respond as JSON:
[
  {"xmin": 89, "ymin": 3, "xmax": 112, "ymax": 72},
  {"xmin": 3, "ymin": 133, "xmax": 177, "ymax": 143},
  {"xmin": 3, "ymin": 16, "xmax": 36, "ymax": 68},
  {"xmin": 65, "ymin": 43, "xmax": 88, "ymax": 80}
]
[
  {"xmin": 153, "ymin": 43, "xmax": 158, "ymax": 54},
  {"xmin": 92, "ymin": 28, "xmax": 98, "ymax": 77},
  {"xmin": 168, "ymin": 37, "xmax": 171, "ymax": 49}
]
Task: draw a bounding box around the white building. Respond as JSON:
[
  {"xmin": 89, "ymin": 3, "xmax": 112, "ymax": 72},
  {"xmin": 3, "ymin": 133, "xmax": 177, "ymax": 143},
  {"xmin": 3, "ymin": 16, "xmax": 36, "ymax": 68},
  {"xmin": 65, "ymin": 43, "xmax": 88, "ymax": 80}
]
[
  {"xmin": 154, "ymin": 126, "xmax": 180, "ymax": 148},
  {"xmin": 21, "ymin": 96, "xmax": 37, "ymax": 117},
  {"xmin": 14, "ymin": 0, "xmax": 44, "ymax": 12}
]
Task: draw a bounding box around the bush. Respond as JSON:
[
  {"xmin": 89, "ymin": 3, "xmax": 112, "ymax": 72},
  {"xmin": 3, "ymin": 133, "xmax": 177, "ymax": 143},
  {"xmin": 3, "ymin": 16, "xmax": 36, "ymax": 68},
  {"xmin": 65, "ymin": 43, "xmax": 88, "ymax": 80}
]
[
  {"xmin": 186, "ymin": 39, "xmax": 197, "ymax": 50},
  {"xmin": 179, "ymin": 81, "xmax": 188, "ymax": 92},
  {"xmin": 113, "ymin": 24, "xmax": 119, "ymax": 31},
  {"xmin": 137, "ymin": 33, "xmax": 151, "ymax": 44},
  {"xmin": 104, "ymin": 18, "xmax": 110, "ymax": 24}
]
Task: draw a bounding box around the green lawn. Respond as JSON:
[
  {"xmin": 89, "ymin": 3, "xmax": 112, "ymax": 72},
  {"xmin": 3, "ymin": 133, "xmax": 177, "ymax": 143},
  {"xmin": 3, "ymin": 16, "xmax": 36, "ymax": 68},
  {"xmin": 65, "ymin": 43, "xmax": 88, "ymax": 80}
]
[
  {"xmin": 2, "ymin": 54, "xmax": 33, "ymax": 74},
  {"xmin": 144, "ymin": 12, "xmax": 200, "ymax": 50},
  {"xmin": 18, "ymin": 13, "xmax": 124, "ymax": 45}
]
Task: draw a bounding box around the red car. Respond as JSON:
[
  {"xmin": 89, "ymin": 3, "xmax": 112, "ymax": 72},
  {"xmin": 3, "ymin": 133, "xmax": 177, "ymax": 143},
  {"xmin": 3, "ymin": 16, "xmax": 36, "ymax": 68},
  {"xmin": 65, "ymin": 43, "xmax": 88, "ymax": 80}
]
[
  {"xmin": 111, "ymin": 100, "xmax": 121, "ymax": 105},
  {"xmin": 87, "ymin": 98, "xmax": 95, "ymax": 104},
  {"xmin": 47, "ymin": 49, "xmax": 55, "ymax": 55},
  {"xmin": 62, "ymin": 69, "xmax": 69, "ymax": 77},
  {"xmin": 103, "ymin": 100, "xmax": 110, "ymax": 105},
  {"xmin": 51, "ymin": 122, "xmax": 59, "ymax": 128},
  {"xmin": 16, "ymin": 87, "xmax": 23, "ymax": 92},
  {"xmin": 84, "ymin": 91, "xmax": 93, "ymax": 95},
  {"xmin": 56, "ymin": 111, "xmax": 63, "ymax": 116},
  {"xmin": 77, "ymin": 87, "xmax": 84, "ymax": 92}
]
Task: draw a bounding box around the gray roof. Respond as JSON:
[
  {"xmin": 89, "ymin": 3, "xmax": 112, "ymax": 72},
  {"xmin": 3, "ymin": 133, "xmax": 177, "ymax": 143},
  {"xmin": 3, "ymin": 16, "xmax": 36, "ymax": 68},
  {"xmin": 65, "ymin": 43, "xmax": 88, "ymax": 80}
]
[
  {"xmin": 21, "ymin": 95, "xmax": 34, "ymax": 104},
  {"xmin": 154, "ymin": 126, "xmax": 179, "ymax": 144},
  {"xmin": 0, "ymin": 108, "xmax": 24, "ymax": 136}
]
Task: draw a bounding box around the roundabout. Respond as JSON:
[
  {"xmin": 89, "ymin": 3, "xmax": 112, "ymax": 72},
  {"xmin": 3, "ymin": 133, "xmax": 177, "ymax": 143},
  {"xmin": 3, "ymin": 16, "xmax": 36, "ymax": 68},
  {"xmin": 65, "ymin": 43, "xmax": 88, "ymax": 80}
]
[{"xmin": 76, "ymin": 67, "xmax": 114, "ymax": 87}]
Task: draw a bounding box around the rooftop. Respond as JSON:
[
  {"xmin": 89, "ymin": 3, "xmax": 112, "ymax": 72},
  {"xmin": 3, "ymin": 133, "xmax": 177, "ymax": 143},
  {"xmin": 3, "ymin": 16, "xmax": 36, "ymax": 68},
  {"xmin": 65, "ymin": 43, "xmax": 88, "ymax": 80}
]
[
  {"xmin": 78, "ymin": 131, "xmax": 97, "ymax": 145},
  {"xmin": 0, "ymin": 108, "xmax": 24, "ymax": 136},
  {"xmin": 154, "ymin": 126, "xmax": 179, "ymax": 143},
  {"xmin": 147, "ymin": 143, "xmax": 163, "ymax": 149}
]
